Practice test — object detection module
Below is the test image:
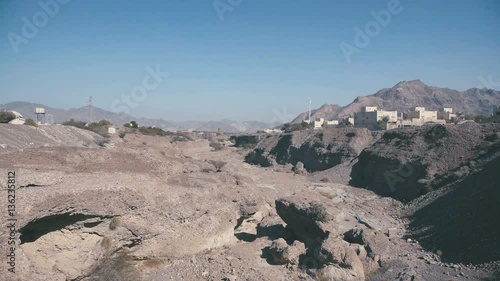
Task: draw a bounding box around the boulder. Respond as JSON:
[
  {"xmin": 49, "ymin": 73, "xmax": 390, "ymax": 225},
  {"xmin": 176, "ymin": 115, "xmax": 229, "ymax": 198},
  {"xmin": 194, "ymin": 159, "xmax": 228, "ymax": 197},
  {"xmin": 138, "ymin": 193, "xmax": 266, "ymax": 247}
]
[
  {"xmin": 269, "ymin": 238, "xmax": 306, "ymax": 265},
  {"xmin": 275, "ymin": 197, "xmax": 331, "ymax": 241}
]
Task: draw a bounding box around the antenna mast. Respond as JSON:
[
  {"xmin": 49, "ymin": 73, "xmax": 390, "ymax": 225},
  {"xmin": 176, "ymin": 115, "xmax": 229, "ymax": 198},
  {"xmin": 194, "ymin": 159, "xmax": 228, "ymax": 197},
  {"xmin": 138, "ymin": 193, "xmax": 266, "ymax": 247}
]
[
  {"xmin": 88, "ymin": 96, "xmax": 93, "ymax": 124},
  {"xmin": 308, "ymin": 98, "xmax": 312, "ymax": 123}
]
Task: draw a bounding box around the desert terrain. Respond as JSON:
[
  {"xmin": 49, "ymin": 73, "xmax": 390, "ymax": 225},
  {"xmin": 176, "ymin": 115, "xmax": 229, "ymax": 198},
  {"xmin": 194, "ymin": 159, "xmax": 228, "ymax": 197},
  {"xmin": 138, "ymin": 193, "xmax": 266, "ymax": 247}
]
[{"xmin": 0, "ymin": 123, "xmax": 499, "ymax": 281}]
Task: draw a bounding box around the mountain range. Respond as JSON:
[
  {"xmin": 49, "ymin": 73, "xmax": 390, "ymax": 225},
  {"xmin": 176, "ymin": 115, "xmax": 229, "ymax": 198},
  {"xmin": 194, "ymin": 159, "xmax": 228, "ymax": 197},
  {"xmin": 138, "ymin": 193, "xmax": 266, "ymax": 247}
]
[
  {"xmin": 0, "ymin": 101, "xmax": 276, "ymax": 133},
  {"xmin": 292, "ymin": 80, "xmax": 500, "ymax": 123},
  {"xmin": 3, "ymin": 80, "xmax": 499, "ymax": 132}
]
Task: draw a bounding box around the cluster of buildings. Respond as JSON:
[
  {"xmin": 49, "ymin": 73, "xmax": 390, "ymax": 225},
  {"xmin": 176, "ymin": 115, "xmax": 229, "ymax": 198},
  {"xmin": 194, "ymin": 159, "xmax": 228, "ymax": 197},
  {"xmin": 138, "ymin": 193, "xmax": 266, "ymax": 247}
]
[{"xmin": 305, "ymin": 106, "xmax": 463, "ymax": 131}]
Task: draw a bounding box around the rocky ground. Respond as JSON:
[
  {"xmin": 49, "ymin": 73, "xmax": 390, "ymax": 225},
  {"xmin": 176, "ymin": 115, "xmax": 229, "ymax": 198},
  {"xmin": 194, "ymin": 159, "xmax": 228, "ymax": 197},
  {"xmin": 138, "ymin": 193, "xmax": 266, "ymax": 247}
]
[{"xmin": 0, "ymin": 124, "xmax": 498, "ymax": 280}]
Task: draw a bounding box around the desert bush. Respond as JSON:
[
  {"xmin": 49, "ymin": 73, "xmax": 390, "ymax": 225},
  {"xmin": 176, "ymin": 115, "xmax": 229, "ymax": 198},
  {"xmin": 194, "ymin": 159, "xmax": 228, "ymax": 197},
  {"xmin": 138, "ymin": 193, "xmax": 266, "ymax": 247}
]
[
  {"xmin": 138, "ymin": 126, "xmax": 167, "ymax": 136},
  {"xmin": 119, "ymin": 132, "xmax": 127, "ymax": 138},
  {"xmin": 209, "ymin": 142, "xmax": 223, "ymax": 151},
  {"xmin": 101, "ymin": 236, "xmax": 112, "ymax": 251},
  {"xmin": 244, "ymin": 148, "xmax": 273, "ymax": 167},
  {"xmin": 171, "ymin": 135, "xmax": 188, "ymax": 142},
  {"xmin": 243, "ymin": 143, "xmax": 257, "ymax": 149},
  {"xmin": 142, "ymin": 259, "xmax": 163, "ymax": 268},
  {"xmin": 96, "ymin": 138, "xmax": 110, "ymax": 147},
  {"xmin": 294, "ymin": 161, "xmax": 305, "ymax": 174},
  {"xmin": 62, "ymin": 119, "xmax": 87, "ymax": 128},
  {"xmin": 0, "ymin": 111, "xmax": 16, "ymax": 123},
  {"xmin": 320, "ymin": 177, "xmax": 330, "ymax": 183},
  {"xmin": 282, "ymin": 121, "xmax": 313, "ymax": 133},
  {"xmin": 305, "ymin": 202, "xmax": 328, "ymax": 222},
  {"xmin": 109, "ymin": 217, "xmax": 121, "ymax": 230},
  {"xmin": 98, "ymin": 119, "xmax": 111, "ymax": 126},
  {"xmin": 63, "ymin": 119, "xmax": 110, "ymax": 137},
  {"xmin": 209, "ymin": 160, "xmax": 227, "ymax": 172},
  {"xmin": 24, "ymin": 118, "xmax": 38, "ymax": 127},
  {"xmin": 346, "ymin": 132, "xmax": 356, "ymax": 138},
  {"xmin": 124, "ymin": 121, "xmax": 138, "ymax": 128},
  {"xmin": 88, "ymin": 252, "xmax": 142, "ymax": 281}
]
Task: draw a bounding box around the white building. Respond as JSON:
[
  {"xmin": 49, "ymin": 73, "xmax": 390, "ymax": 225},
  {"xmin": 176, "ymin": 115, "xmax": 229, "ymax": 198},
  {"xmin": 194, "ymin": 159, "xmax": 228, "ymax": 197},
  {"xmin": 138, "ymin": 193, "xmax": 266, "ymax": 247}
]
[
  {"xmin": 441, "ymin": 108, "xmax": 457, "ymax": 121},
  {"xmin": 354, "ymin": 106, "xmax": 398, "ymax": 130},
  {"xmin": 407, "ymin": 107, "xmax": 438, "ymax": 124},
  {"xmin": 313, "ymin": 118, "xmax": 339, "ymax": 129}
]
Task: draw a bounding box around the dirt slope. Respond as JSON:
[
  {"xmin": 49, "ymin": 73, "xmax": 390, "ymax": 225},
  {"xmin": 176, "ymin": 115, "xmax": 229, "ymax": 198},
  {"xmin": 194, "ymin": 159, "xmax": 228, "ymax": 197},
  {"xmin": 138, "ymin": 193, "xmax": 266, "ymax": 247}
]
[{"xmin": 0, "ymin": 124, "xmax": 105, "ymax": 151}]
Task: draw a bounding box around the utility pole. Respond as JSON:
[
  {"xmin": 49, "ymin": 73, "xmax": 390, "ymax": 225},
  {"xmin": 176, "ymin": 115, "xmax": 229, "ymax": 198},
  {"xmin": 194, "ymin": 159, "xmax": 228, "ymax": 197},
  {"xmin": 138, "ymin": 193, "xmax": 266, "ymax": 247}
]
[
  {"xmin": 88, "ymin": 96, "xmax": 93, "ymax": 124},
  {"xmin": 308, "ymin": 98, "xmax": 312, "ymax": 123}
]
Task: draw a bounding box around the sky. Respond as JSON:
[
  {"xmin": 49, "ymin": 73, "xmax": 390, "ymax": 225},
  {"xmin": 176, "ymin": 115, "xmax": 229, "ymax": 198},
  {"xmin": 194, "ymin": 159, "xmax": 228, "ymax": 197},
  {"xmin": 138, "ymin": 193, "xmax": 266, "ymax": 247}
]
[{"xmin": 0, "ymin": 0, "xmax": 499, "ymax": 123}]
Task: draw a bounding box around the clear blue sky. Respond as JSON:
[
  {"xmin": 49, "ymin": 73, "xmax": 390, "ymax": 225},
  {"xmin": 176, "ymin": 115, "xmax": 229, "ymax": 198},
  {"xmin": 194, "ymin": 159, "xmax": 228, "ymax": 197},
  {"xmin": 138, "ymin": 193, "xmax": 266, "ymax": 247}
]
[{"xmin": 1, "ymin": 0, "xmax": 499, "ymax": 122}]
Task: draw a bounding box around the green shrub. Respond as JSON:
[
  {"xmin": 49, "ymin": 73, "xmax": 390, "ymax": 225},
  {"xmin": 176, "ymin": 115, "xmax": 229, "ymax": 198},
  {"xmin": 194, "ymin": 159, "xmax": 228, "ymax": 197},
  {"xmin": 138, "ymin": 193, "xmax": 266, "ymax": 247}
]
[
  {"xmin": 305, "ymin": 202, "xmax": 328, "ymax": 222},
  {"xmin": 138, "ymin": 126, "xmax": 167, "ymax": 136},
  {"xmin": 282, "ymin": 121, "xmax": 313, "ymax": 133},
  {"xmin": 209, "ymin": 142, "xmax": 223, "ymax": 151},
  {"xmin": 243, "ymin": 143, "xmax": 257, "ymax": 149},
  {"xmin": 63, "ymin": 119, "xmax": 110, "ymax": 137},
  {"xmin": 0, "ymin": 111, "xmax": 16, "ymax": 123},
  {"xmin": 171, "ymin": 135, "xmax": 188, "ymax": 142},
  {"xmin": 124, "ymin": 121, "xmax": 138, "ymax": 128},
  {"xmin": 24, "ymin": 118, "xmax": 38, "ymax": 127}
]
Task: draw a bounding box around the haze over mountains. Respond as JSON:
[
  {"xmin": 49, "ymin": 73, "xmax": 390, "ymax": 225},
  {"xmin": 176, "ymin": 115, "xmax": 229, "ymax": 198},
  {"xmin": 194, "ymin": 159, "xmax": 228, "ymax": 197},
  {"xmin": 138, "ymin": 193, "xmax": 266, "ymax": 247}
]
[
  {"xmin": 3, "ymin": 80, "xmax": 499, "ymax": 132},
  {"xmin": 0, "ymin": 101, "xmax": 276, "ymax": 133},
  {"xmin": 292, "ymin": 80, "xmax": 500, "ymax": 123}
]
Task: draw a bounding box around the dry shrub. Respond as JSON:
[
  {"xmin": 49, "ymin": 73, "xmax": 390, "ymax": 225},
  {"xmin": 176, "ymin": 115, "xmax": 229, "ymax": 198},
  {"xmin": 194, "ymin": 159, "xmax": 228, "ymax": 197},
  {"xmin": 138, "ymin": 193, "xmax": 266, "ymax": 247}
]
[
  {"xmin": 89, "ymin": 252, "xmax": 142, "ymax": 281},
  {"xmin": 101, "ymin": 236, "xmax": 112, "ymax": 251},
  {"xmin": 142, "ymin": 259, "xmax": 163, "ymax": 268},
  {"xmin": 109, "ymin": 217, "xmax": 122, "ymax": 230}
]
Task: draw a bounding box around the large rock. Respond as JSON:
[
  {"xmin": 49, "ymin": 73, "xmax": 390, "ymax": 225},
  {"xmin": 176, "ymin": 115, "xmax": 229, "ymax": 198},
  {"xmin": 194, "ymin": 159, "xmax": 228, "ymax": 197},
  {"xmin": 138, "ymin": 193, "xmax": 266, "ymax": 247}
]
[
  {"xmin": 316, "ymin": 237, "xmax": 365, "ymax": 280},
  {"xmin": 268, "ymin": 238, "xmax": 306, "ymax": 265},
  {"xmin": 275, "ymin": 197, "xmax": 331, "ymax": 241}
]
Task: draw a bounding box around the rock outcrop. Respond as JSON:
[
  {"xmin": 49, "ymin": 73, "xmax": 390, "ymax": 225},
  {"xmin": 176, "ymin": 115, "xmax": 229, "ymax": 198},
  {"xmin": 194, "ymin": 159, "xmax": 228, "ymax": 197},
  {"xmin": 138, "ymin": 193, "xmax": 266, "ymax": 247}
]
[
  {"xmin": 245, "ymin": 128, "xmax": 378, "ymax": 172},
  {"xmin": 350, "ymin": 122, "xmax": 500, "ymax": 201}
]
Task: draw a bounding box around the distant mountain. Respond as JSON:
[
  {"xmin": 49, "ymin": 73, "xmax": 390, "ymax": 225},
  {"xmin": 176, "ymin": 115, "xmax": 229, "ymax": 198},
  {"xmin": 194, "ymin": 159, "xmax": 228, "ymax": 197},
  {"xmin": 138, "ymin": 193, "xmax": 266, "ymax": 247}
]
[
  {"xmin": 292, "ymin": 80, "xmax": 500, "ymax": 123},
  {"xmin": 0, "ymin": 102, "xmax": 277, "ymax": 133}
]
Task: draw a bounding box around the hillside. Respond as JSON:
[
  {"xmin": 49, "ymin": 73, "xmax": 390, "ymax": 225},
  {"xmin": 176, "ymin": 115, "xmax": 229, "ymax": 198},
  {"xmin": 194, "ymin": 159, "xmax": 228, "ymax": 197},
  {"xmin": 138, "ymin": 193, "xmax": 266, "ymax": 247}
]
[
  {"xmin": 292, "ymin": 80, "xmax": 500, "ymax": 123},
  {"xmin": 0, "ymin": 102, "xmax": 275, "ymax": 133}
]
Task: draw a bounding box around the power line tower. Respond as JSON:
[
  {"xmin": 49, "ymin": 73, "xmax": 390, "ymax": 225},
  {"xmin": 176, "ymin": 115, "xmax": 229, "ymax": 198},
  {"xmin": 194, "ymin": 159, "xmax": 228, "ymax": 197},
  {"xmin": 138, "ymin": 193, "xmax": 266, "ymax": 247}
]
[{"xmin": 88, "ymin": 96, "xmax": 93, "ymax": 124}]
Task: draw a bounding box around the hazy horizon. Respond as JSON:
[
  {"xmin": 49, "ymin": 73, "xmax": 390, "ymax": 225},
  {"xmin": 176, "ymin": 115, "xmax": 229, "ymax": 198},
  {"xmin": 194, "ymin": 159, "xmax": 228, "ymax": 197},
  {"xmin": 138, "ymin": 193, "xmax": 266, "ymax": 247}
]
[{"xmin": 1, "ymin": 0, "xmax": 499, "ymax": 123}]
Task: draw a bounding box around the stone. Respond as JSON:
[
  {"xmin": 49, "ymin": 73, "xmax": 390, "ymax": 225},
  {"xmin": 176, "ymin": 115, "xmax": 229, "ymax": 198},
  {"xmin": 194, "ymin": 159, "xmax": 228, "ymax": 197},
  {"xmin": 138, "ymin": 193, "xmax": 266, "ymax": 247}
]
[
  {"xmin": 268, "ymin": 238, "xmax": 306, "ymax": 265},
  {"xmin": 275, "ymin": 197, "xmax": 331, "ymax": 240}
]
